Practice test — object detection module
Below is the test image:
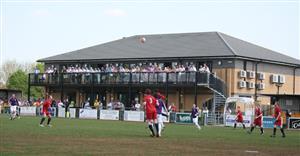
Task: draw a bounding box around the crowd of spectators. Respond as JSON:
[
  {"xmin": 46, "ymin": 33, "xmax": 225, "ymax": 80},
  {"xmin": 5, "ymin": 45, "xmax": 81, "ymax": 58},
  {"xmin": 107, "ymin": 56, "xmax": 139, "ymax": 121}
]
[{"xmin": 42, "ymin": 63, "xmax": 211, "ymax": 74}]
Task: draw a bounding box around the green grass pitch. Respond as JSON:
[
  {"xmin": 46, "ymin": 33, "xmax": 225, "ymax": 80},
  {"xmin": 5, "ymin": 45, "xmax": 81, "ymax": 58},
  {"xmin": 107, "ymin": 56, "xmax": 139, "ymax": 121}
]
[{"xmin": 0, "ymin": 115, "xmax": 299, "ymax": 156}]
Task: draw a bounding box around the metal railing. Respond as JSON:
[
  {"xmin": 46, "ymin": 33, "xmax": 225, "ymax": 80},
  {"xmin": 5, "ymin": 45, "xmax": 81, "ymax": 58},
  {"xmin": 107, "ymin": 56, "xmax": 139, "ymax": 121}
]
[{"xmin": 29, "ymin": 72, "xmax": 227, "ymax": 96}]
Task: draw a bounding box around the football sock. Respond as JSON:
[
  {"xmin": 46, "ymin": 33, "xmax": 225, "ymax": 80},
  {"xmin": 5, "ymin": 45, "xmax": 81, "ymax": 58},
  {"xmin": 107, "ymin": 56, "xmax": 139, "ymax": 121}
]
[
  {"xmin": 273, "ymin": 128, "xmax": 276, "ymax": 136},
  {"xmin": 40, "ymin": 117, "xmax": 45, "ymax": 125},
  {"xmin": 148, "ymin": 125, "xmax": 155, "ymax": 136},
  {"xmin": 280, "ymin": 128, "xmax": 285, "ymax": 137},
  {"xmin": 47, "ymin": 118, "xmax": 51, "ymax": 125},
  {"xmin": 260, "ymin": 128, "xmax": 264, "ymax": 134},
  {"xmin": 234, "ymin": 123, "xmax": 237, "ymax": 128},
  {"xmin": 242, "ymin": 124, "xmax": 246, "ymax": 129},
  {"xmin": 250, "ymin": 126, "xmax": 254, "ymax": 132},
  {"xmin": 154, "ymin": 123, "xmax": 159, "ymax": 136}
]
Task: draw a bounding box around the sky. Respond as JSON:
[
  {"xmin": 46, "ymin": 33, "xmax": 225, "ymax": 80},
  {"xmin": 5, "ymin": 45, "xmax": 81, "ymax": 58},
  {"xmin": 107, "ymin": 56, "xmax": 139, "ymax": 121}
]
[{"xmin": 0, "ymin": 0, "xmax": 299, "ymax": 65}]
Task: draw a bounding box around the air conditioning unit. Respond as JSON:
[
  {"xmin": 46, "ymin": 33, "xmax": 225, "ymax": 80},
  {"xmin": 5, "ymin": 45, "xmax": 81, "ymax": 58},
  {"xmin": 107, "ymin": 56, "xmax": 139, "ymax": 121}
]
[
  {"xmin": 238, "ymin": 81, "xmax": 246, "ymax": 88},
  {"xmin": 247, "ymin": 71, "xmax": 255, "ymax": 79},
  {"xmin": 247, "ymin": 82, "xmax": 255, "ymax": 89},
  {"xmin": 278, "ymin": 75, "xmax": 285, "ymax": 84},
  {"xmin": 239, "ymin": 70, "xmax": 246, "ymax": 78},
  {"xmin": 257, "ymin": 83, "xmax": 265, "ymax": 90},
  {"xmin": 257, "ymin": 72, "xmax": 265, "ymax": 80},
  {"xmin": 271, "ymin": 74, "xmax": 278, "ymax": 83}
]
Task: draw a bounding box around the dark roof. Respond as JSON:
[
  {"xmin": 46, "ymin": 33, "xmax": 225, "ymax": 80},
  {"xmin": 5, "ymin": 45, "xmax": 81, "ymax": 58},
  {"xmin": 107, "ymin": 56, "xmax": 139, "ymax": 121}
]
[{"xmin": 38, "ymin": 32, "xmax": 300, "ymax": 66}]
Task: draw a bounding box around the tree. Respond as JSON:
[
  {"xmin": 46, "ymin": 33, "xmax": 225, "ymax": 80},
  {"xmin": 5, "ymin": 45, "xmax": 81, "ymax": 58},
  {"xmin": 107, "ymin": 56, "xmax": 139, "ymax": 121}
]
[
  {"xmin": 7, "ymin": 70, "xmax": 27, "ymax": 95},
  {"xmin": 6, "ymin": 69, "xmax": 44, "ymax": 99}
]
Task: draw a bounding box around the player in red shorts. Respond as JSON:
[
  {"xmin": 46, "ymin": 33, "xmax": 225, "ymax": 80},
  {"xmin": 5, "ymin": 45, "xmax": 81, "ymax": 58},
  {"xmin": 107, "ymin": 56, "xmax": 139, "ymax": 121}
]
[
  {"xmin": 40, "ymin": 95, "xmax": 53, "ymax": 127},
  {"xmin": 248, "ymin": 102, "xmax": 264, "ymax": 135},
  {"xmin": 234, "ymin": 106, "xmax": 246, "ymax": 129},
  {"xmin": 143, "ymin": 89, "xmax": 159, "ymax": 137},
  {"xmin": 271, "ymin": 101, "xmax": 286, "ymax": 138}
]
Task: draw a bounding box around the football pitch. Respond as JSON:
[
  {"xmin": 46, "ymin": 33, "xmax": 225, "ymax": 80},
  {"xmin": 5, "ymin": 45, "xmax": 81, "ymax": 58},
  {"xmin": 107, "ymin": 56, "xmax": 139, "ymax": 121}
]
[{"xmin": 0, "ymin": 115, "xmax": 299, "ymax": 156}]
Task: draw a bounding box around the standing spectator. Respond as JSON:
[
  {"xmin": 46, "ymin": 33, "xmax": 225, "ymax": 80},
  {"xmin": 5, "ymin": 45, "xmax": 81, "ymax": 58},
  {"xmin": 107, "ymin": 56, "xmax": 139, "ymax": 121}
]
[
  {"xmin": 285, "ymin": 109, "xmax": 291, "ymax": 128},
  {"xmin": 63, "ymin": 98, "xmax": 70, "ymax": 118},
  {"xmin": 168, "ymin": 103, "xmax": 177, "ymax": 112},
  {"xmin": 271, "ymin": 101, "xmax": 286, "ymax": 138},
  {"xmin": 203, "ymin": 64, "xmax": 210, "ymax": 73},
  {"xmin": 134, "ymin": 99, "xmax": 141, "ymax": 111}
]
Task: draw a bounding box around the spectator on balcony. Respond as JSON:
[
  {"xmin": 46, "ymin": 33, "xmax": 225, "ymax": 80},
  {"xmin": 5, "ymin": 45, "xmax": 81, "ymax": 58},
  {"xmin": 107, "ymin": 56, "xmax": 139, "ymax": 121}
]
[
  {"xmin": 203, "ymin": 64, "xmax": 210, "ymax": 73},
  {"xmin": 188, "ymin": 64, "xmax": 197, "ymax": 72}
]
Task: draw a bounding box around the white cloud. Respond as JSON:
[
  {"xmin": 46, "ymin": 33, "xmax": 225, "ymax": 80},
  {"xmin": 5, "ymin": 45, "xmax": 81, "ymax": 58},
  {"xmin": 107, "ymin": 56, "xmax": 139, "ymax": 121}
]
[{"xmin": 104, "ymin": 9, "xmax": 127, "ymax": 17}]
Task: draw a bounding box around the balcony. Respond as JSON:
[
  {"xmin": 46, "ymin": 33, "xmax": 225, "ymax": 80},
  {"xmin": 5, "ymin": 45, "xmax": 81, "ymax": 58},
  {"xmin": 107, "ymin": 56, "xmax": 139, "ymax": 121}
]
[{"xmin": 29, "ymin": 72, "xmax": 227, "ymax": 97}]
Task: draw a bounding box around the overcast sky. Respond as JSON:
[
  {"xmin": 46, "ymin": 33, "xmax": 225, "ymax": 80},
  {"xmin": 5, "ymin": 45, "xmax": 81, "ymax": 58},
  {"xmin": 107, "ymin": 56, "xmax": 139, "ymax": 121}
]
[{"xmin": 0, "ymin": 0, "xmax": 299, "ymax": 65}]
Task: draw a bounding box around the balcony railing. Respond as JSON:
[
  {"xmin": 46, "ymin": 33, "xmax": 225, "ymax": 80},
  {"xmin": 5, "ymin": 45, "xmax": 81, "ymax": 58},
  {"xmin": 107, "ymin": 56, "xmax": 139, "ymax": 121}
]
[{"xmin": 29, "ymin": 72, "xmax": 227, "ymax": 97}]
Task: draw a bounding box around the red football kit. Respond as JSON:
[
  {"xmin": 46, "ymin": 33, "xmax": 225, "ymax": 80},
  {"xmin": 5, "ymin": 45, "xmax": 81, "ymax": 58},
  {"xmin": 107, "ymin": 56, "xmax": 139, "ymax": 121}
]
[
  {"xmin": 274, "ymin": 105, "xmax": 282, "ymax": 126},
  {"xmin": 144, "ymin": 95, "xmax": 157, "ymax": 120},
  {"xmin": 254, "ymin": 107, "xmax": 262, "ymax": 126},
  {"xmin": 236, "ymin": 110, "xmax": 243, "ymax": 123},
  {"xmin": 42, "ymin": 99, "xmax": 51, "ymax": 117}
]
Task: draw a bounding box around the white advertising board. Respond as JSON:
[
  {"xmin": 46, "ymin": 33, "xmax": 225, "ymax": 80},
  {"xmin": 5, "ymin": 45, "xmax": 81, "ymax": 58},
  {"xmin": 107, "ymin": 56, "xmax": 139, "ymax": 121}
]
[
  {"xmin": 79, "ymin": 109, "xmax": 98, "ymax": 119},
  {"xmin": 58, "ymin": 107, "xmax": 65, "ymax": 118},
  {"xmin": 20, "ymin": 107, "xmax": 36, "ymax": 116},
  {"xmin": 124, "ymin": 111, "xmax": 144, "ymax": 122},
  {"xmin": 100, "ymin": 110, "xmax": 119, "ymax": 120},
  {"xmin": 69, "ymin": 108, "xmax": 76, "ymax": 118}
]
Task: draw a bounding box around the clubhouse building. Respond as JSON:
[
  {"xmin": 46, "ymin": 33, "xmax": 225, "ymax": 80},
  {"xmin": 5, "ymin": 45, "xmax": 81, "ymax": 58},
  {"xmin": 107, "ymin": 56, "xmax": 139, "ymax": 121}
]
[{"xmin": 29, "ymin": 32, "xmax": 300, "ymax": 118}]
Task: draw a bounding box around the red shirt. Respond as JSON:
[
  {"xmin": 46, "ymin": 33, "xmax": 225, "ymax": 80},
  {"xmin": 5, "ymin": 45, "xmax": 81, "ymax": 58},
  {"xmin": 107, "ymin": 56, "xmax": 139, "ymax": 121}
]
[
  {"xmin": 274, "ymin": 105, "xmax": 281, "ymax": 119},
  {"xmin": 237, "ymin": 110, "xmax": 243, "ymax": 119},
  {"xmin": 255, "ymin": 107, "xmax": 262, "ymax": 119},
  {"xmin": 144, "ymin": 95, "xmax": 157, "ymax": 113},
  {"xmin": 43, "ymin": 99, "xmax": 51, "ymax": 112}
]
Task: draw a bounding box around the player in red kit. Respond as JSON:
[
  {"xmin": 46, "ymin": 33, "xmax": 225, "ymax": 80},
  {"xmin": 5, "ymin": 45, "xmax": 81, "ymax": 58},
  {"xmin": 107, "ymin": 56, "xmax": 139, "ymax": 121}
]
[
  {"xmin": 271, "ymin": 101, "xmax": 285, "ymax": 138},
  {"xmin": 248, "ymin": 102, "xmax": 264, "ymax": 135},
  {"xmin": 143, "ymin": 89, "xmax": 159, "ymax": 137},
  {"xmin": 234, "ymin": 106, "xmax": 245, "ymax": 129},
  {"xmin": 40, "ymin": 95, "xmax": 53, "ymax": 127}
]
